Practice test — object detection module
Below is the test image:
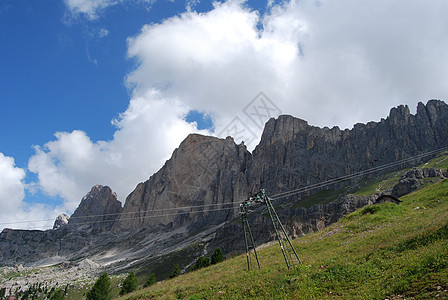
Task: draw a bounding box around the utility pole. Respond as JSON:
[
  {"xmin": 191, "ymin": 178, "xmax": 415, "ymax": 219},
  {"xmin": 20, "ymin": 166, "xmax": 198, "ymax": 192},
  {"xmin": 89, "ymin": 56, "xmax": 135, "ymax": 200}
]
[
  {"xmin": 240, "ymin": 202, "xmax": 260, "ymax": 270},
  {"xmin": 240, "ymin": 189, "xmax": 302, "ymax": 270}
]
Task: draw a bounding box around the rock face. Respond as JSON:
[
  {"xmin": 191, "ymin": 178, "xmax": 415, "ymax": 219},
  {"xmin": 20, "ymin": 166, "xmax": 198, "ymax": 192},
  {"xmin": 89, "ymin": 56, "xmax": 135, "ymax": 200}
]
[
  {"xmin": 248, "ymin": 100, "xmax": 448, "ymax": 197},
  {"xmin": 117, "ymin": 134, "xmax": 250, "ymax": 231},
  {"xmin": 69, "ymin": 185, "xmax": 123, "ymax": 232},
  {"xmin": 53, "ymin": 214, "xmax": 70, "ymax": 230},
  {"xmin": 1, "ymin": 100, "xmax": 448, "ymax": 269},
  {"xmin": 391, "ymin": 167, "xmax": 447, "ymax": 197}
]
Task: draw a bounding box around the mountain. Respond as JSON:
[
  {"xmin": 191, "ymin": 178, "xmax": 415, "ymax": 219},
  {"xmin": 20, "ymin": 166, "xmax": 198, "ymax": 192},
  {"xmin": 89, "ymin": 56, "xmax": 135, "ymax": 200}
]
[
  {"xmin": 119, "ymin": 179, "xmax": 448, "ymax": 300},
  {"xmin": 1, "ymin": 100, "xmax": 448, "ymax": 277},
  {"xmin": 248, "ymin": 100, "xmax": 448, "ymax": 197},
  {"xmin": 116, "ymin": 134, "xmax": 250, "ymax": 231}
]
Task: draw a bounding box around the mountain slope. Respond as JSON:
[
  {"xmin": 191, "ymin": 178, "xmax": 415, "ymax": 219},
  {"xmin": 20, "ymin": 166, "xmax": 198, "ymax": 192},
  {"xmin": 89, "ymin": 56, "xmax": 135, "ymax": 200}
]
[
  {"xmin": 1, "ymin": 100, "xmax": 448, "ymax": 278},
  {"xmin": 121, "ymin": 179, "xmax": 448, "ymax": 300}
]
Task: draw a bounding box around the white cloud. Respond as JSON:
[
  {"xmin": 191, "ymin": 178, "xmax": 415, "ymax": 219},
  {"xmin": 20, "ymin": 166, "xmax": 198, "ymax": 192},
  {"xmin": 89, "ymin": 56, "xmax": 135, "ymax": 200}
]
[
  {"xmin": 26, "ymin": 0, "xmax": 448, "ymax": 229},
  {"xmin": 127, "ymin": 0, "xmax": 448, "ymax": 131},
  {"xmin": 0, "ymin": 153, "xmax": 58, "ymax": 231},
  {"xmin": 0, "ymin": 153, "xmax": 25, "ymax": 214},
  {"xmin": 28, "ymin": 91, "xmax": 205, "ymax": 212},
  {"xmin": 64, "ymin": 0, "xmax": 155, "ymax": 20},
  {"xmin": 64, "ymin": 0, "xmax": 118, "ymax": 20}
]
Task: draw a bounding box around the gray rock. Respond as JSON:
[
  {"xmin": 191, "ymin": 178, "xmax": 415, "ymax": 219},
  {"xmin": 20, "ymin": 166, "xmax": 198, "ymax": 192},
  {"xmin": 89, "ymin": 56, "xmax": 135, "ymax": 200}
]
[
  {"xmin": 1, "ymin": 100, "xmax": 448, "ymax": 271},
  {"xmin": 117, "ymin": 134, "xmax": 250, "ymax": 231},
  {"xmin": 53, "ymin": 214, "xmax": 70, "ymax": 230},
  {"xmin": 391, "ymin": 167, "xmax": 446, "ymax": 197},
  {"xmin": 69, "ymin": 185, "xmax": 123, "ymax": 233}
]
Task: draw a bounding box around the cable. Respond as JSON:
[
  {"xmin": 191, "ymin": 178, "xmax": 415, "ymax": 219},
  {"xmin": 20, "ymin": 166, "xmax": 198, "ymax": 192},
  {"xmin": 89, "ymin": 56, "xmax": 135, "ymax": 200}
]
[
  {"xmin": 2, "ymin": 147, "xmax": 446, "ymax": 227},
  {"xmin": 271, "ymin": 147, "xmax": 447, "ymax": 200},
  {"xmin": 0, "ymin": 202, "xmax": 240, "ymax": 226}
]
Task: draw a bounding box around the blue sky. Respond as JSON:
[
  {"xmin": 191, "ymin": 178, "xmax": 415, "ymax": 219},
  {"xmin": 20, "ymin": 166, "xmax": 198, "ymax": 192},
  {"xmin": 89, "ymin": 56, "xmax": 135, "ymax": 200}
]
[{"xmin": 1, "ymin": 0, "xmax": 447, "ymax": 230}]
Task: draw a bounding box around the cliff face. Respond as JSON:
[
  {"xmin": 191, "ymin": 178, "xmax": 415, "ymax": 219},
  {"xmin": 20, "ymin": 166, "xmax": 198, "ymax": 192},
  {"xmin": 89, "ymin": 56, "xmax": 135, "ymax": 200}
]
[
  {"xmin": 117, "ymin": 134, "xmax": 251, "ymax": 231},
  {"xmin": 1, "ymin": 100, "xmax": 448, "ymax": 268},
  {"xmin": 69, "ymin": 185, "xmax": 122, "ymax": 233},
  {"xmin": 248, "ymin": 100, "xmax": 448, "ymax": 197}
]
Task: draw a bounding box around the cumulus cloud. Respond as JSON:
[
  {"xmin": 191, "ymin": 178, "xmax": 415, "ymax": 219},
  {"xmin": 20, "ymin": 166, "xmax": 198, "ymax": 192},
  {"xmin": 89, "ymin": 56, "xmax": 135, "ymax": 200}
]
[
  {"xmin": 127, "ymin": 0, "xmax": 448, "ymax": 130},
  {"xmin": 28, "ymin": 91, "xmax": 205, "ymax": 210},
  {"xmin": 27, "ymin": 0, "xmax": 448, "ymax": 229},
  {"xmin": 0, "ymin": 153, "xmax": 58, "ymax": 230},
  {"xmin": 0, "ymin": 153, "xmax": 26, "ymax": 214}
]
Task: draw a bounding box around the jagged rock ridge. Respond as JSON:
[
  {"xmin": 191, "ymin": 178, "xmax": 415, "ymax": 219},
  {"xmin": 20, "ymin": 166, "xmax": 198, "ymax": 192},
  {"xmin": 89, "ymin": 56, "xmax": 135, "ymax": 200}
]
[
  {"xmin": 69, "ymin": 185, "xmax": 123, "ymax": 233},
  {"xmin": 248, "ymin": 100, "xmax": 448, "ymax": 197},
  {"xmin": 117, "ymin": 134, "xmax": 250, "ymax": 231},
  {"xmin": 1, "ymin": 100, "xmax": 448, "ymax": 270}
]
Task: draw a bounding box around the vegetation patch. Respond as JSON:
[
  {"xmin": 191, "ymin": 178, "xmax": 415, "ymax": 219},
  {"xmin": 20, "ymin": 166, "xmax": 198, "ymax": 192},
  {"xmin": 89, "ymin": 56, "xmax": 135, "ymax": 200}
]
[{"xmin": 117, "ymin": 179, "xmax": 448, "ymax": 300}]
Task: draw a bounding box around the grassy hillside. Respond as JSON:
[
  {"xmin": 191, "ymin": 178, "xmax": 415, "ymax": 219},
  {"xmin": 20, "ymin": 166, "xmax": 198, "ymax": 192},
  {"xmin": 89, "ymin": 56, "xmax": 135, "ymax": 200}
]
[{"xmin": 119, "ymin": 179, "xmax": 448, "ymax": 299}]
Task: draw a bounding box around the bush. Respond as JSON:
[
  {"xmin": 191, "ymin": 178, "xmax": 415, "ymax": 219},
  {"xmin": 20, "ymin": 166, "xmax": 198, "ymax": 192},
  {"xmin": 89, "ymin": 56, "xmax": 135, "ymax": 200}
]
[
  {"xmin": 120, "ymin": 271, "xmax": 138, "ymax": 296},
  {"xmin": 190, "ymin": 256, "xmax": 210, "ymax": 271},
  {"xmin": 211, "ymin": 247, "xmax": 225, "ymax": 265},
  {"xmin": 86, "ymin": 272, "xmax": 112, "ymax": 300},
  {"xmin": 49, "ymin": 289, "xmax": 65, "ymax": 300},
  {"xmin": 144, "ymin": 273, "xmax": 157, "ymax": 288},
  {"xmin": 169, "ymin": 264, "xmax": 181, "ymax": 278}
]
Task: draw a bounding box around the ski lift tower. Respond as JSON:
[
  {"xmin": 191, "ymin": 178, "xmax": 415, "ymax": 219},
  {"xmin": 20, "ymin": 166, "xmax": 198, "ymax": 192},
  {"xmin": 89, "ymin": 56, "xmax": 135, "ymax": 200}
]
[{"xmin": 240, "ymin": 189, "xmax": 302, "ymax": 270}]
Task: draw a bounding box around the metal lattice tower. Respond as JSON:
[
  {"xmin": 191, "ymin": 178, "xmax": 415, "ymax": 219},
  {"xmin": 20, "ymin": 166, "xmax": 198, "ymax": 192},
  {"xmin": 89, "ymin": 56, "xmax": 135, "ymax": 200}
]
[
  {"xmin": 240, "ymin": 203, "xmax": 260, "ymax": 270},
  {"xmin": 240, "ymin": 189, "xmax": 302, "ymax": 270}
]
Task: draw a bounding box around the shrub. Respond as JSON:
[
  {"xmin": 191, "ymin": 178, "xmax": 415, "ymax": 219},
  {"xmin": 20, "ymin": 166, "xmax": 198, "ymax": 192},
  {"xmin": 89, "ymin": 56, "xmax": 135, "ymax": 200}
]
[
  {"xmin": 169, "ymin": 264, "xmax": 181, "ymax": 278},
  {"xmin": 120, "ymin": 271, "xmax": 138, "ymax": 295},
  {"xmin": 144, "ymin": 273, "xmax": 157, "ymax": 288},
  {"xmin": 86, "ymin": 272, "xmax": 112, "ymax": 300},
  {"xmin": 211, "ymin": 247, "xmax": 225, "ymax": 265},
  {"xmin": 49, "ymin": 289, "xmax": 65, "ymax": 300}
]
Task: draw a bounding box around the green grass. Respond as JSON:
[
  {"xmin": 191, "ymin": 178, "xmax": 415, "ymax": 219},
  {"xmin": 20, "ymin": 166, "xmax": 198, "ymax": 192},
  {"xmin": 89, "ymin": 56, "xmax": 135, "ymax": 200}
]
[
  {"xmin": 350, "ymin": 170, "xmax": 406, "ymax": 196},
  {"xmin": 117, "ymin": 179, "xmax": 448, "ymax": 300},
  {"xmin": 292, "ymin": 189, "xmax": 345, "ymax": 208},
  {"xmin": 419, "ymin": 151, "xmax": 448, "ymax": 169}
]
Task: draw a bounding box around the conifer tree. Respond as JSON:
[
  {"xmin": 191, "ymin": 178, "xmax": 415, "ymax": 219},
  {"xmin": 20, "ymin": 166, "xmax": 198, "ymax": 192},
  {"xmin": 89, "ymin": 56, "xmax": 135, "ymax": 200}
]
[
  {"xmin": 190, "ymin": 256, "xmax": 210, "ymax": 271},
  {"xmin": 120, "ymin": 271, "xmax": 138, "ymax": 295},
  {"xmin": 144, "ymin": 273, "xmax": 157, "ymax": 288},
  {"xmin": 169, "ymin": 264, "xmax": 181, "ymax": 278},
  {"xmin": 211, "ymin": 247, "xmax": 225, "ymax": 265},
  {"xmin": 86, "ymin": 272, "xmax": 112, "ymax": 300}
]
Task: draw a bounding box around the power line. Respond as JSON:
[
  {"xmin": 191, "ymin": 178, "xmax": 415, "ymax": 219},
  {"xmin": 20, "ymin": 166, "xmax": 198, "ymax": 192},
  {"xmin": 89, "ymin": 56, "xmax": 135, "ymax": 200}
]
[
  {"xmin": 2, "ymin": 147, "xmax": 446, "ymax": 227},
  {"xmin": 0, "ymin": 202, "xmax": 240, "ymax": 226},
  {"xmin": 271, "ymin": 147, "xmax": 447, "ymax": 200}
]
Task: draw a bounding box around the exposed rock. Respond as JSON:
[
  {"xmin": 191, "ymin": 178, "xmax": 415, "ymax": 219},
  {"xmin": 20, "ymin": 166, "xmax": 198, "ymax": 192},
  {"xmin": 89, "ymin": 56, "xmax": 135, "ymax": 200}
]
[
  {"xmin": 117, "ymin": 134, "xmax": 250, "ymax": 231},
  {"xmin": 391, "ymin": 167, "xmax": 447, "ymax": 197},
  {"xmin": 69, "ymin": 185, "xmax": 123, "ymax": 233},
  {"xmin": 248, "ymin": 100, "xmax": 448, "ymax": 198},
  {"xmin": 1, "ymin": 100, "xmax": 448, "ymax": 273},
  {"xmin": 53, "ymin": 213, "xmax": 70, "ymax": 230}
]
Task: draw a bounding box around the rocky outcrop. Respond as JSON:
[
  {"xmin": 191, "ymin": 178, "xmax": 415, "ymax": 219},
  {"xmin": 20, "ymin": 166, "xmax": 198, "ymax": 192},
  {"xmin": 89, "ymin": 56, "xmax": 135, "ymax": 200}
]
[
  {"xmin": 69, "ymin": 185, "xmax": 123, "ymax": 233},
  {"xmin": 117, "ymin": 134, "xmax": 250, "ymax": 231},
  {"xmin": 53, "ymin": 214, "xmax": 70, "ymax": 230},
  {"xmin": 1, "ymin": 100, "xmax": 448, "ymax": 269},
  {"xmin": 391, "ymin": 167, "xmax": 447, "ymax": 197},
  {"xmin": 248, "ymin": 100, "xmax": 448, "ymax": 198}
]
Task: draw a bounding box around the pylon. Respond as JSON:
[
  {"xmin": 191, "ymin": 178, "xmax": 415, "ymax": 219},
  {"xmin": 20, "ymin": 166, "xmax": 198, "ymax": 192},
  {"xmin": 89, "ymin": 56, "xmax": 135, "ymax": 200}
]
[
  {"xmin": 240, "ymin": 203, "xmax": 260, "ymax": 270},
  {"xmin": 241, "ymin": 189, "xmax": 302, "ymax": 270}
]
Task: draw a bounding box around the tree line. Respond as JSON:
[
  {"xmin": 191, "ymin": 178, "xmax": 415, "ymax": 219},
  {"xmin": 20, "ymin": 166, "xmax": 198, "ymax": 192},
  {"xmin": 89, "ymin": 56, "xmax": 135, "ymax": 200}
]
[{"xmin": 86, "ymin": 247, "xmax": 225, "ymax": 299}]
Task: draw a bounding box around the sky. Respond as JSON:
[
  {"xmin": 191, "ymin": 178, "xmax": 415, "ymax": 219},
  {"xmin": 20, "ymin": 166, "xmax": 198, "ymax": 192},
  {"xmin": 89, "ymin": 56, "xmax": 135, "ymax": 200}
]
[{"xmin": 0, "ymin": 0, "xmax": 447, "ymax": 230}]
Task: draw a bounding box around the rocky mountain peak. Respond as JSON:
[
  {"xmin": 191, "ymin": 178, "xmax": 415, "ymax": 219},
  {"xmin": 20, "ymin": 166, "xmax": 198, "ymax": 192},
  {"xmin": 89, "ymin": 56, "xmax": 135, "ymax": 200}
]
[
  {"xmin": 69, "ymin": 185, "xmax": 122, "ymax": 232},
  {"xmin": 53, "ymin": 213, "xmax": 70, "ymax": 230},
  {"xmin": 117, "ymin": 133, "xmax": 251, "ymax": 231}
]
